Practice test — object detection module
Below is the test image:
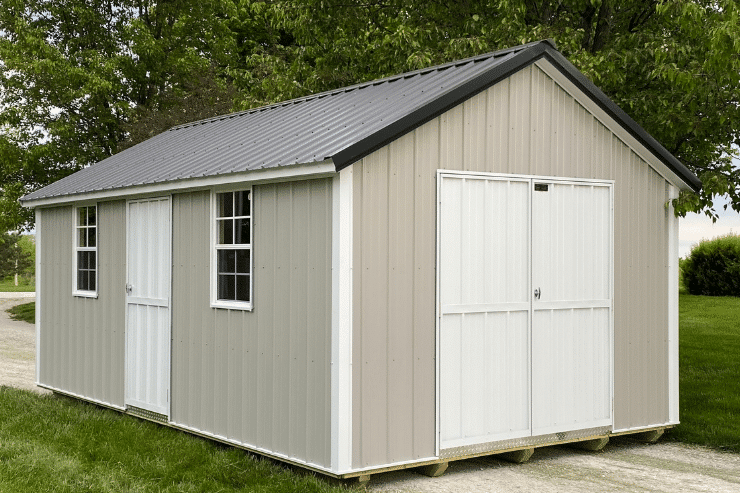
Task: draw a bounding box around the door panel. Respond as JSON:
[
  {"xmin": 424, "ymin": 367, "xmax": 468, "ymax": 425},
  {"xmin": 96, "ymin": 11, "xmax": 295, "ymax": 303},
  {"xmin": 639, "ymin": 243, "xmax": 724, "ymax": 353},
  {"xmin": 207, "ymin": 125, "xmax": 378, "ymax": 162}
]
[
  {"xmin": 125, "ymin": 197, "xmax": 171, "ymax": 417},
  {"xmin": 531, "ymin": 182, "xmax": 612, "ymax": 434},
  {"xmin": 439, "ymin": 175, "xmax": 531, "ymax": 449},
  {"xmin": 438, "ymin": 173, "xmax": 613, "ymax": 451}
]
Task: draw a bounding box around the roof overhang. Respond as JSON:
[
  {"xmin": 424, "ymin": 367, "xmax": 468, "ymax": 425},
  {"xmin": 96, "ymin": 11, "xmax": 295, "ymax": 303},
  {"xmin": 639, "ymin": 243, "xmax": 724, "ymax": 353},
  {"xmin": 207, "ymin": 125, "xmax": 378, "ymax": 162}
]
[{"xmin": 21, "ymin": 160, "xmax": 336, "ymax": 208}]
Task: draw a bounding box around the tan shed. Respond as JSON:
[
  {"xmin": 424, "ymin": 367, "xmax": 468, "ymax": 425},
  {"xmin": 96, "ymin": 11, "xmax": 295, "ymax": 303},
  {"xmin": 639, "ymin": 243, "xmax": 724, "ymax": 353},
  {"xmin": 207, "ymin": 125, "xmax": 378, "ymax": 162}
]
[{"xmin": 21, "ymin": 40, "xmax": 700, "ymax": 480}]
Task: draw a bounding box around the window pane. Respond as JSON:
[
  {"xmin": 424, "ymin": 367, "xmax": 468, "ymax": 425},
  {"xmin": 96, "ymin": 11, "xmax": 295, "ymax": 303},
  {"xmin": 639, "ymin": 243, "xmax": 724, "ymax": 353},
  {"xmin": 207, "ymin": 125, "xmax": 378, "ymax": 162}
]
[
  {"xmin": 218, "ymin": 192, "xmax": 233, "ymax": 218},
  {"xmin": 218, "ymin": 249, "xmax": 236, "ymax": 274},
  {"xmin": 236, "ymin": 274, "xmax": 249, "ymax": 302},
  {"xmin": 218, "ymin": 219, "xmax": 233, "ymax": 244},
  {"xmin": 78, "ymin": 207, "xmax": 87, "ymax": 226},
  {"xmin": 88, "ymin": 251, "xmax": 96, "ymax": 270},
  {"xmin": 218, "ymin": 274, "xmax": 235, "ymax": 300},
  {"xmin": 88, "ymin": 227, "xmax": 96, "ymax": 247},
  {"xmin": 78, "ymin": 269, "xmax": 88, "ymax": 291},
  {"xmin": 235, "ymin": 190, "xmax": 250, "ymax": 217},
  {"xmin": 235, "ymin": 218, "xmax": 250, "ymax": 244},
  {"xmin": 78, "ymin": 251, "xmax": 88, "ymax": 269},
  {"xmin": 88, "ymin": 270, "xmax": 96, "ymax": 291},
  {"xmin": 78, "ymin": 228, "xmax": 87, "ymax": 248},
  {"xmin": 87, "ymin": 207, "xmax": 96, "ymax": 226},
  {"xmin": 236, "ymin": 249, "xmax": 250, "ymax": 274}
]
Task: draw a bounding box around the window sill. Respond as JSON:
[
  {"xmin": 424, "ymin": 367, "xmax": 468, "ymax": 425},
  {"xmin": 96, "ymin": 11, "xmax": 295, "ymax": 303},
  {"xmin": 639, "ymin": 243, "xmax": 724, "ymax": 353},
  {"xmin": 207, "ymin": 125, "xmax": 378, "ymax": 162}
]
[
  {"xmin": 211, "ymin": 300, "xmax": 253, "ymax": 311},
  {"xmin": 73, "ymin": 290, "xmax": 98, "ymax": 299}
]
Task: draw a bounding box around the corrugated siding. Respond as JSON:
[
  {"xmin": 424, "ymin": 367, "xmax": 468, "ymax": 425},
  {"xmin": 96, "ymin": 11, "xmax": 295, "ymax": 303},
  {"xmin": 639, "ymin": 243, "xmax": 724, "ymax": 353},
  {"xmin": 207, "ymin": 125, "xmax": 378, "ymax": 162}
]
[
  {"xmin": 352, "ymin": 64, "xmax": 671, "ymax": 467},
  {"xmin": 170, "ymin": 178, "xmax": 332, "ymax": 468},
  {"xmin": 37, "ymin": 201, "xmax": 126, "ymax": 406}
]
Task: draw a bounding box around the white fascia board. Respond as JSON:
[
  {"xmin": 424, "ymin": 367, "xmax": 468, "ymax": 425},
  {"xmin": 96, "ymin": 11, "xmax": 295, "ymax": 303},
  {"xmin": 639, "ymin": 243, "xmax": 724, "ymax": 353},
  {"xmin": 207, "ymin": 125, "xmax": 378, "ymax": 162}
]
[
  {"xmin": 331, "ymin": 166, "xmax": 353, "ymax": 472},
  {"xmin": 21, "ymin": 161, "xmax": 337, "ymax": 208},
  {"xmin": 534, "ymin": 60, "xmax": 693, "ymax": 192}
]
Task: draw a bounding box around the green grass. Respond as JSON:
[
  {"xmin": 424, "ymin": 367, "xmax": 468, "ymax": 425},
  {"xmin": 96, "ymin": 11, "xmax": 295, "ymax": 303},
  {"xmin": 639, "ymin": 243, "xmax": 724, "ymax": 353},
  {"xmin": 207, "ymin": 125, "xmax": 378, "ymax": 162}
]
[
  {"xmin": 0, "ymin": 387, "xmax": 354, "ymax": 493},
  {"xmin": 0, "ymin": 276, "xmax": 35, "ymax": 292},
  {"xmin": 667, "ymin": 294, "xmax": 740, "ymax": 452},
  {"xmin": 6, "ymin": 301, "xmax": 35, "ymax": 324}
]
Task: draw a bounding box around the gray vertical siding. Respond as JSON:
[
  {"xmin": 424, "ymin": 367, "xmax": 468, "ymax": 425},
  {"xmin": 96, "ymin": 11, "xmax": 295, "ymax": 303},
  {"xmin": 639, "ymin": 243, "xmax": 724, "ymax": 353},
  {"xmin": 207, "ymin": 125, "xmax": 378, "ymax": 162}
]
[
  {"xmin": 38, "ymin": 201, "xmax": 126, "ymax": 407},
  {"xmin": 171, "ymin": 178, "xmax": 333, "ymax": 468},
  {"xmin": 352, "ymin": 64, "xmax": 672, "ymax": 467}
]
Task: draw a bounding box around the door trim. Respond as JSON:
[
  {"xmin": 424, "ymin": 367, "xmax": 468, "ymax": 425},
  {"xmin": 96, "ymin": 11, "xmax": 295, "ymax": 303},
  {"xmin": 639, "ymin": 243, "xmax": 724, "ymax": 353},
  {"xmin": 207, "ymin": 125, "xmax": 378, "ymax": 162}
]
[
  {"xmin": 435, "ymin": 170, "xmax": 614, "ymax": 456},
  {"xmin": 124, "ymin": 195, "xmax": 173, "ymax": 419}
]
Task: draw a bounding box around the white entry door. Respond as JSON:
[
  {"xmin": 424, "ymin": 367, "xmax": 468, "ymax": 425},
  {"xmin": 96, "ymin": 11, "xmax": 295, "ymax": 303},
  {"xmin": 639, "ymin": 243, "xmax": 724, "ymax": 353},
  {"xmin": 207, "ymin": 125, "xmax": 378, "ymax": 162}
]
[
  {"xmin": 438, "ymin": 172, "xmax": 612, "ymax": 451},
  {"xmin": 531, "ymin": 181, "xmax": 612, "ymax": 435},
  {"xmin": 125, "ymin": 197, "xmax": 171, "ymax": 417}
]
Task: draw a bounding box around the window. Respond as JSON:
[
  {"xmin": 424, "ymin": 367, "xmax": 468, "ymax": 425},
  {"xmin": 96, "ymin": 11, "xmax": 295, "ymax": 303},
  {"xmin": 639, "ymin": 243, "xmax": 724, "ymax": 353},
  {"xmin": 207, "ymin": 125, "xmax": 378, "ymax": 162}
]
[
  {"xmin": 213, "ymin": 189, "xmax": 252, "ymax": 308},
  {"xmin": 75, "ymin": 205, "xmax": 97, "ymax": 295}
]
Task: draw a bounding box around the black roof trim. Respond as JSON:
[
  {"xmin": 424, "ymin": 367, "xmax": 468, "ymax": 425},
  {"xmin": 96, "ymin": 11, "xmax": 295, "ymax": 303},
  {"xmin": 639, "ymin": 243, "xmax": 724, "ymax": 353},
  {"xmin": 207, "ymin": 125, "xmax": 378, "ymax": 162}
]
[{"xmin": 333, "ymin": 40, "xmax": 701, "ymax": 192}]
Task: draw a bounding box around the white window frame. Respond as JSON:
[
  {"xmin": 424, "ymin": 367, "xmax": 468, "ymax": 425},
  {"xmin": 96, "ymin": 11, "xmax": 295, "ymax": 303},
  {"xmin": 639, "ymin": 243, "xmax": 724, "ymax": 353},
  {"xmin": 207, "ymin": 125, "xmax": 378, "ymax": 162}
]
[
  {"xmin": 210, "ymin": 186, "xmax": 253, "ymax": 310},
  {"xmin": 73, "ymin": 203, "xmax": 98, "ymax": 298}
]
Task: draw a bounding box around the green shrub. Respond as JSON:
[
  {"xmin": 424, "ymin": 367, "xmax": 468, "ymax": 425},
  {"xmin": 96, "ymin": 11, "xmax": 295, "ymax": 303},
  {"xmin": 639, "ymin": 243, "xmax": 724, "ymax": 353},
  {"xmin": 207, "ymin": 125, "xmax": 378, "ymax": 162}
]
[{"xmin": 682, "ymin": 234, "xmax": 740, "ymax": 296}]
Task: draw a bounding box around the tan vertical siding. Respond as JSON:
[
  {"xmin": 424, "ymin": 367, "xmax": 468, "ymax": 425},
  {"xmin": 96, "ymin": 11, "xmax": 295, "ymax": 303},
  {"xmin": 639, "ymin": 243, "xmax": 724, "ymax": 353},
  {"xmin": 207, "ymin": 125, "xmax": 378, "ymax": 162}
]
[
  {"xmin": 171, "ymin": 178, "xmax": 332, "ymax": 468},
  {"xmin": 38, "ymin": 201, "xmax": 126, "ymax": 407},
  {"xmin": 352, "ymin": 64, "xmax": 672, "ymax": 467}
]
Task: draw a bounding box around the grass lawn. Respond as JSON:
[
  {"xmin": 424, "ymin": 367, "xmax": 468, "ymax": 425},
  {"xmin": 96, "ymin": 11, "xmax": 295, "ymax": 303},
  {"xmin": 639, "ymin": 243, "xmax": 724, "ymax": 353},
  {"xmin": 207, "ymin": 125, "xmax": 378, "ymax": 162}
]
[
  {"xmin": 0, "ymin": 387, "xmax": 354, "ymax": 493},
  {"xmin": 7, "ymin": 301, "xmax": 34, "ymax": 324},
  {"xmin": 666, "ymin": 294, "xmax": 740, "ymax": 452},
  {"xmin": 0, "ymin": 277, "xmax": 35, "ymax": 292}
]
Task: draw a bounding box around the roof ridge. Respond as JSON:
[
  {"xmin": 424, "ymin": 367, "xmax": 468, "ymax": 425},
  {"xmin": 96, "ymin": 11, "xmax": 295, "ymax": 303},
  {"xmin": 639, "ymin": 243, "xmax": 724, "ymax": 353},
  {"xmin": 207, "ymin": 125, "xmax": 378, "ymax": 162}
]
[{"xmin": 170, "ymin": 39, "xmax": 555, "ymax": 132}]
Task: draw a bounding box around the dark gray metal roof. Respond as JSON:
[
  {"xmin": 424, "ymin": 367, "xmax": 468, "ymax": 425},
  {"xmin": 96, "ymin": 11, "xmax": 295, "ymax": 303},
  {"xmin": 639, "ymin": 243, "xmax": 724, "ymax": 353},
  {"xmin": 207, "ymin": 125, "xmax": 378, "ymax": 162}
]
[{"xmin": 21, "ymin": 39, "xmax": 700, "ymax": 203}]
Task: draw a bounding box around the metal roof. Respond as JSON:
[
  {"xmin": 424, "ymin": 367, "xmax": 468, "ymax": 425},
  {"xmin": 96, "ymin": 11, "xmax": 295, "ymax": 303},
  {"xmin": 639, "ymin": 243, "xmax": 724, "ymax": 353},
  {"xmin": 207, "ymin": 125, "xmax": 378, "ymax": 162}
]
[{"xmin": 21, "ymin": 39, "xmax": 700, "ymax": 204}]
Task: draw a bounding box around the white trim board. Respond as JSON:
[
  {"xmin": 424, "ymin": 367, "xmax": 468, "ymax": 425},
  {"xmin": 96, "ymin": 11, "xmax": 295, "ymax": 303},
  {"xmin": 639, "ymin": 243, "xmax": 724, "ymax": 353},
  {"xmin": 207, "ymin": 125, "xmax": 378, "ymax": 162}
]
[
  {"xmin": 330, "ymin": 166, "xmax": 353, "ymax": 472},
  {"xmin": 22, "ymin": 161, "xmax": 336, "ymax": 208}
]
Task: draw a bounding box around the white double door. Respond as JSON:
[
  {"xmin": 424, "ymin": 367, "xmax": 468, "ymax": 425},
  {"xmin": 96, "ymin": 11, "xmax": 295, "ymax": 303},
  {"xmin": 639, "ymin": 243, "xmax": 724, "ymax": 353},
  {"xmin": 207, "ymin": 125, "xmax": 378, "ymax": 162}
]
[
  {"xmin": 438, "ymin": 172, "xmax": 613, "ymax": 450},
  {"xmin": 125, "ymin": 197, "xmax": 171, "ymax": 417}
]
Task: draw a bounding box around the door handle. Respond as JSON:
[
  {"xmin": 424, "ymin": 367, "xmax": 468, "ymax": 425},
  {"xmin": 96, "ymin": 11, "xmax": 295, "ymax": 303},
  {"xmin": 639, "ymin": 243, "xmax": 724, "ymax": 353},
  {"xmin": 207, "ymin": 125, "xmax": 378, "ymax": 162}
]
[
  {"xmin": 534, "ymin": 287, "xmax": 541, "ymax": 300},
  {"xmin": 126, "ymin": 283, "xmax": 132, "ymax": 295}
]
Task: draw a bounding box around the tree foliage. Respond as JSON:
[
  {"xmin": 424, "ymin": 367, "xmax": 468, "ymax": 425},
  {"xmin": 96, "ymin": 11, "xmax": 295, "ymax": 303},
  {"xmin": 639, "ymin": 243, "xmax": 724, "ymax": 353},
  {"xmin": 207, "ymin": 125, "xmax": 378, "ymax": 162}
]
[
  {"xmin": 0, "ymin": 232, "xmax": 33, "ymax": 279},
  {"xmin": 1, "ymin": 0, "xmax": 739, "ymax": 231}
]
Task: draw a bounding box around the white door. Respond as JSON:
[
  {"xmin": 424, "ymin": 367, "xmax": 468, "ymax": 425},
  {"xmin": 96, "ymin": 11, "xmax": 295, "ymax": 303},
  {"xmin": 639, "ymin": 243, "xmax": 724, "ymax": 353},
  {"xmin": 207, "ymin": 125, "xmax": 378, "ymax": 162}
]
[
  {"xmin": 438, "ymin": 174, "xmax": 532, "ymax": 449},
  {"xmin": 125, "ymin": 197, "xmax": 171, "ymax": 417},
  {"xmin": 531, "ymin": 181, "xmax": 612, "ymax": 435},
  {"xmin": 438, "ymin": 172, "xmax": 612, "ymax": 451}
]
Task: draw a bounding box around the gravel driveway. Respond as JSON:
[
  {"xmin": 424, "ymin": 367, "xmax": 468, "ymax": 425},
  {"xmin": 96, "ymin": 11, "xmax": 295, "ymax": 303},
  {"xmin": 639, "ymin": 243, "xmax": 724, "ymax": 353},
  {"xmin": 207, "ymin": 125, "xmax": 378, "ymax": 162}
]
[
  {"xmin": 2, "ymin": 295, "xmax": 738, "ymax": 492},
  {"xmin": 0, "ymin": 294, "xmax": 50, "ymax": 394}
]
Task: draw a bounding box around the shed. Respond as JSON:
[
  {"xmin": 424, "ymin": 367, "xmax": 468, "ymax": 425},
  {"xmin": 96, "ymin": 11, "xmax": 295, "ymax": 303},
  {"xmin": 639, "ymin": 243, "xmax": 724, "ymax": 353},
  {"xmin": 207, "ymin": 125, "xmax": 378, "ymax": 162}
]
[{"xmin": 21, "ymin": 40, "xmax": 701, "ymax": 480}]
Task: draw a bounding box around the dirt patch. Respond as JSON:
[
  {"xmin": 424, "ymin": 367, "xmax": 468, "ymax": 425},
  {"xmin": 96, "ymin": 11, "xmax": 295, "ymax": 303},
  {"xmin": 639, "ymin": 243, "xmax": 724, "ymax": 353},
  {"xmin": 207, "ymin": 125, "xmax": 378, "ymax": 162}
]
[
  {"xmin": 0, "ymin": 297, "xmax": 50, "ymax": 394},
  {"xmin": 368, "ymin": 438, "xmax": 740, "ymax": 492}
]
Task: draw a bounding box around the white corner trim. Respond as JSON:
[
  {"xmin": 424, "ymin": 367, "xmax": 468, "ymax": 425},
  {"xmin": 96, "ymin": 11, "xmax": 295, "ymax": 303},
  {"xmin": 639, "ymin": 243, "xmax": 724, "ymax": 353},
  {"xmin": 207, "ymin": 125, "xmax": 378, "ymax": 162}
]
[
  {"xmin": 35, "ymin": 208, "xmax": 41, "ymax": 386},
  {"xmin": 22, "ymin": 161, "xmax": 336, "ymax": 208},
  {"xmin": 331, "ymin": 166, "xmax": 353, "ymax": 472},
  {"xmin": 667, "ymin": 184, "xmax": 680, "ymax": 424},
  {"xmin": 533, "ymin": 59, "xmax": 693, "ymax": 192}
]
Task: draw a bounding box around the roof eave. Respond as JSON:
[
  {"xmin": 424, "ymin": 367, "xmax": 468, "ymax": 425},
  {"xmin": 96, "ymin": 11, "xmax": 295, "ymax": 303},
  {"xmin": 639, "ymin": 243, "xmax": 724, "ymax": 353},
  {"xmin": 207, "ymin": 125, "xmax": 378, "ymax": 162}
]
[{"xmin": 20, "ymin": 160, "xmax": 337, "ymax": 208}]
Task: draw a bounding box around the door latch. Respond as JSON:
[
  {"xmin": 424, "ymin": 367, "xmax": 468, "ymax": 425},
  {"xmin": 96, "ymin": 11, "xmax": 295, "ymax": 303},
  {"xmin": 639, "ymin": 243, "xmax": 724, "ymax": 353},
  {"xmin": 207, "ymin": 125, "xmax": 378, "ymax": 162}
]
[
  {"xmin": 125, "ymin": 283, "xmax": 133, "ymax": 295},
  {"xmin": 534, "ymin": 287, "xmax": 541, "ymax": 300}
]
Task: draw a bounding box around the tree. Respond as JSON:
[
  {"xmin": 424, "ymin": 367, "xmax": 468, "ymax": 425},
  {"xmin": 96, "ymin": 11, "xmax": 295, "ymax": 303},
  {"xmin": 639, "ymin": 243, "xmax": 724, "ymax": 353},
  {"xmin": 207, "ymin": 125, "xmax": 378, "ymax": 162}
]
[
  {"xmin": 0, "ymin": 0, "xmax": 239, "ymax": 231},
  {"xmin": 2, "ymin": 0, "xmax": 739, "ymax": 230},
  {"xmin": 0, "ymin": 232, "xmax": 33, "ymax": 280},
  {"xmin": 259, "ymin": 0, "xmax": 740, "ymax": 218}
]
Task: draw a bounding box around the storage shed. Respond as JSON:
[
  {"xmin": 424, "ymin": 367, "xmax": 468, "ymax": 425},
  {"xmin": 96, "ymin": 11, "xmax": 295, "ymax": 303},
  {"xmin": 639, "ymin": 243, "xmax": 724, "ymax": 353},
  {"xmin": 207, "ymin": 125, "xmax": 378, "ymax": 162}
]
[{"xmin": 21, "ymin": 40, "xmax": 701, "ymax": 480}]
